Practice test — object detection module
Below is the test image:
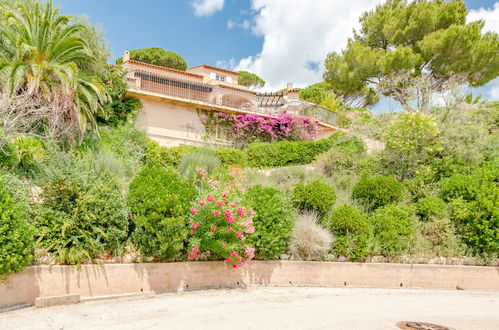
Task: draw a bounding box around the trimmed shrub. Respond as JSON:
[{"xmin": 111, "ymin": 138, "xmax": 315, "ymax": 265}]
[
  {"xmin": 215, "ymin": 147, "xmax": 248, "ymax": 168},
  {"xmin": 246, "ymin": 131, "xmax": 362, "ymax": 168},
  {"xmin": 0, "ymin": 177, "xmax": 33, "ymax": 276},
  {"xmin": 128, "ymin": 163, "xmax": 197, "ymax": 260},
  {"xmin": 414, "ymin": 196, "xmax": 447, "ymax": 221},
  {"xmin": 34, "ymin": 176, "xmax": 129, "ymax": 264},
  {"xmin": 246, "ymin": 185, "xmax": 296, "ymax": 260},
  {"xmin": 370, "ymin": 205, "xmax": 416, "ymax": 258},
  {"xmin": 289, "ymin": 212, "xmax": 332, "ymax": 260},
  {"xmin": 292, "ymin": 178, "xmax": 336, "ymax": 217},
  {"xmin": 178, "ymin": 148, "xmax": 221, "ymax": 180},
  {"xmin": 326, "ymin": 205, "xmax": 372, "ymax": 261},
  {"xmin": 352, "ymin": 175, "xmax": 404, "ymax": 210}
]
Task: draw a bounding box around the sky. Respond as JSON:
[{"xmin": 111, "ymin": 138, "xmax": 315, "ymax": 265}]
[{"xmin": 55, "ymin": 0, "xmax": 499, "ymax": 108}]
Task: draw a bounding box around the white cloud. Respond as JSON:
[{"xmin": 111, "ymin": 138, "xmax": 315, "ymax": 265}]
[
  {"xmin": 227, "ymin": 19, "xmax": 250, "ymax": 30},
  {"xmin": 468, "ymin": 2, "xmax": 499, "ymax": 33},
  {"xmin": 192, "ymin": 0, "xmax": 225, "ymax": 17},
  {"xmin": 489, "ymin": 78, "xmax": 499, "ymax": 99},
  {"xmin": 233, "ymin": 0, "xmax": 384, "ymax": 91}
]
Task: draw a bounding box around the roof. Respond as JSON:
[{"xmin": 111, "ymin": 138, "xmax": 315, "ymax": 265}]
[
  {"xmin": 218, "ymin": 84, "xmax": 256, "ymax": 95},
  {"xmin": 124, "ymin": 60, "xmax": 204, "ymax": 79},
  {"xmin": 188, "ymin": 64, "xmax": 240, "ymax": 76},
  {"xmin": 287, "ymin": 88, "xmax": 301, "ymax": 93}
]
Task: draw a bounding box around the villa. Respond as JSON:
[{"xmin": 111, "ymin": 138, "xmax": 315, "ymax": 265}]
[{"xmin": 121, "ymin": 51, "xmax": 337, "ymax": 146}]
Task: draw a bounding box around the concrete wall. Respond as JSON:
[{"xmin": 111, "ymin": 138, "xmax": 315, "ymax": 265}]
[
  {"xmin": 136, "ymin": 97, "xmax": 206, "ymax": 147},
  {"xmin": 1, "ymin": 261, "xmax": 498, "ymax": 308}
]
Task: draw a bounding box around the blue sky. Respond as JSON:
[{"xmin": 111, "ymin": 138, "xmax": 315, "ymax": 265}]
[{"xmin": 55, "ymin": 0, "xmax": 499, "ymax": 104}]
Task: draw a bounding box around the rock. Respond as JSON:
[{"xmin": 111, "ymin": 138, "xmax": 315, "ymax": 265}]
[
  {"xmin": 337, "ymin": 256, "xmax": 347, "ymax": 262},
  {"xmin": 280, "ymin": 254, "xmax": 290, "ymax": 260}
]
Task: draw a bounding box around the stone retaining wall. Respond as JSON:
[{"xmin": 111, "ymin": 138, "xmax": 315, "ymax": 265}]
[{"xmin": 1, "ymin": 261, "xmax": 498, "ymax": 308}]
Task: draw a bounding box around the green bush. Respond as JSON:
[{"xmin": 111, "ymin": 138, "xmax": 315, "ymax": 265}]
[
  {"xmin": 246, "ymin": 185, "xmax": 296, "ymax": 259},
  {"xmin": 145, "ymin": 142, "xmax": 197, "ymax": 168},
  {"xmin": 178, "ymin": 148, "xmax": 221, "ymax": 180},
  {"xmin": 352, "ymin": 175, "xmax": 404, "ymax": 210},
  {"xmin": 0, "ymin": 141, "xmax": 19, "ymax": 167},
  {"xmin": 128, "ymin": 163, "xmax": 197, "ymax": 260},
  {"xmin": 370, "ymin": 205, "xmax": 416, "ymax": 258},
  {"xmin": 116, "ymin": 47, "xmax": 188, "ymax": 71},
  {"xmin": 315, "ymin": 149, "xmax": 355, "ymax": 177},
  {"xmin": 416, "ymin": 217, "xmax": 465, "ymax": 258},
  {"xmin": 414, "ymin": 196, "xmax": 447, "ymax": 221},
  {"xmin": 0, "ymin": 176, "xmax": 33, "ymax": 276},
  {"xmin": 15, "ymin": 136, "xmax": 45, "ymax": 169},
  {"xmin": 326, "ymin": 205, "xmax": 372, "ymax": 261},
  {"xmin": 246, "ymin": 131, "xmax": 362, "ymax": 168},
  {"xmin": 34, "ymin": 176, "xmax": 129, "ymax": 264},
  {"xmin": 215, "ymin": 147, "xmax": 248, "ymax": 168},
  {"xmin": 292, "ymin": 178, "xmax": 336, "ymax": 217}
]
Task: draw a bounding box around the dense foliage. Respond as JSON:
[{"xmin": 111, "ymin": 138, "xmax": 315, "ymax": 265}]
[
  {"xmin": 0, "ymin": 176, "xmax": 33, "ymax": 276},
  {"xmin": 292, "ymin": 178, "xmax": 336, "ymax": 217},
  {"xmin": 128, "ymin": 163, "xmax": 197, "ymax": 260},
  {"xmin": 352, "ymin": 175, "xmax": 404, "ymax": 210},
  {"xmin": 116, "ymin": 47, "xmax": 188, "ymax": 71},
  {"xmin": 246, "ymin": 185, "xmax": 296, "ymax": 259},
  {"xmin": 34, "ymin": 175, "xmax": 129, "ymax": 264},
  {"xmin": 237, "ymin": 71, "xmax": 265, "ymax": 90},
  {"xmin": 326, "ymin": 205, "xmax": 372, "ymax": 261}
]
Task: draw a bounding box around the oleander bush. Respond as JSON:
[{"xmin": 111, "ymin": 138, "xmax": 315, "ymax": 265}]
[
  {"xmin": 370, "ymin": 205, "xmax": 416, "ymax": 258},
  {"xmin": 34, "ymin": 175, "xmax": 129, "ymax": 264},
  {"xmin": 352, "ymin": 175, "xmax": 404, "ymax": 211},
  {"xmin": 186, "ymin": 168, "xmax": 255, "ymax": 268},
  {"xmin": 0, "ymin": 176, "xmax": 33, "ymax": 276},
  {"xmin": 292, "ymin": 178, "xmax": 336, "ymax": 217},
  {"xmin": 289, "ymin": 212, "xmax": 332, "ymax": 260},
  {"xmin": 326, "ymin": 205, "xmax": 372, "ymax": 261},
  {"xmin": 246, "ymin": 185, "xmax": 296, "ymax": 260},
  {"xmin": 128, "ymin": 163, "xmax": 197, "ymax": 260}
]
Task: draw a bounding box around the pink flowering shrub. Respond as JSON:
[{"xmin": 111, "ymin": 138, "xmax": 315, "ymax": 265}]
[
  {"xmin": 186, "ymin": 168, "xmax": 256, "ymax": 268},
  {"xmin": 200, "ymin": 111, "xmax": 319, "ymax": 147}
]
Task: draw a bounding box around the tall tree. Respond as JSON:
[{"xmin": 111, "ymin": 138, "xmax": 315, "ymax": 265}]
[
  {"xmin": 116, "ymin": 47, "xmax": 188, "ymax": 71},
  {"xmin": 237, "ymin": 71, "xmax": 265, "ymax": 90},
  {"xmin": 324, "ymin": 0, "xmax": 499, "ymax": 111},
  {"xmin": 0, "ymin": 0, "xmax": 109, "ymax": 144}
]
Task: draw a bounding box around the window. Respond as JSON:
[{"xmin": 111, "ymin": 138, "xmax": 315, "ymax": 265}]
[{"xmin": 215, "ymin": 74, "xmax": 225, "ymax": 82}]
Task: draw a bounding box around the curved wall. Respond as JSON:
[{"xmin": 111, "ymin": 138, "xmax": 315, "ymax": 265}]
[{"xmin": 1, "ymin": 261, "xmax": 498, "ymax": 308}]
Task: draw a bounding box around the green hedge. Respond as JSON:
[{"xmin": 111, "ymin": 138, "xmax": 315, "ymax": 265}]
[{"xmin": 247, "ymin": 131, "xmax": 363, "ymax": 168}]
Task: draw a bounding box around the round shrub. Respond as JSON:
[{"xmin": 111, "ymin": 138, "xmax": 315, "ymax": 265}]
[
  {"xmin": 128, "ymin": 163, "xmax": 197, "ymax": 260},
  {"xmin": 414, "ymin": 196, "xmax": 447, "ymax": 221},
  {"xmin": 370, "ymin": 205, "xmax": 416, "ymax": 258},
  {"xmin": 292, "ymin": 178, "xmax": 336, "ymax": 217},
  {"xmin": 0, "ymin": 177, "xmax": 33, "ymax": 276},
  {"xmin": 35, "ymin": 176, "xmax": 129, "ymax": 264},
  {"xmin": 352, "ymin": 175, "xmax": 404, "ymax": 210},
  {"xmin": 326, "ymin": 205, "xmax": 372, "ymax": 261},
  {"xmin": 246, "ymin": 185, "xmax": 296, "ymax": 259}
]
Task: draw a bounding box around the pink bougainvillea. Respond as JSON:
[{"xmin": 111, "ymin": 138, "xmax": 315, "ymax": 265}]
[
  {"xmin": 199, "ymin": 111, "xmax": 319, "ymax": 146},
  {"xmin": 186, "ymin": 168, "xmax": 256, "ymax": 268}
]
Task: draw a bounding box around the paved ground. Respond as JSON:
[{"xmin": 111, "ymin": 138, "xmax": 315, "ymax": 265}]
[{"xmin": 1, "ymin": 287, "xmax": 499, "ymax": 330}]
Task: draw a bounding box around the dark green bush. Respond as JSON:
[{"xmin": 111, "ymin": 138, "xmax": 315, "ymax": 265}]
[
  {"xmin": 246, "ymin": 131, "xmax": 362, "ymax": 168},
  {"xmin": 0, "ymin": 176, "xmax": 33, "ymax": 276},
  {"xmin": 215, "ymin": 147, "xmax": 248, "ymax": 168},
  {"xmin": 292, "ymin": 178, "xmax": 336, "ymax": 217},
  {"xmin": 34, "ymin": 176, "xmax": 129, "ymax": 264},
  {"xmin": 246, "ymin": 185, "xmax": 296, "ymax": 259},
  {"xmin": 326, "ymin": 205, "xmax": 372, "ymax": 261},
  {"xmin": 414, "ymin": 196, "xmax": 447, "ymax": 221},
  {"xmin": 352, "ymin": 175, "xmax": 404, "ymax": 210},
  {"xmin": 128, "ymin": 163, "xmax": 197, "ymax": 260},
  {"xmin": 443, "ymin": 165, "xmax": 499, "ymax": 255},
  {"xmin": 370, "ymin": 205, "xmax": 416, "ymax": 258}
]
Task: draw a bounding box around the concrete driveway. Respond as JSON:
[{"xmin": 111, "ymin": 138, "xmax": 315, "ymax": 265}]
[{"xmin": 1, "ymin": 287, "xmax": 498, "ymax": 329}]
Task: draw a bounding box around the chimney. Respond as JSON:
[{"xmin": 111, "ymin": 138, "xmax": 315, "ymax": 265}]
[
  {"xmin": 123, "ymin": 51, "xmax": 130, "ymax": 62},
  {"xmin": 287, "ymin": 82, "xmax": 293, "ymax": 90}
]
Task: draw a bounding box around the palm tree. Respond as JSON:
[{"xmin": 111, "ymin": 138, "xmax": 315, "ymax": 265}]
[{"xmin": 0, "ymin": 0, "xmax": 108, "ymax": 143}]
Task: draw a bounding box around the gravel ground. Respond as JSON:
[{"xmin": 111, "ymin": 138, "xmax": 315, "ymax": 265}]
[{"xmin": 1, "ymin": 287, "xmax": 498, "ymax": 330}]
